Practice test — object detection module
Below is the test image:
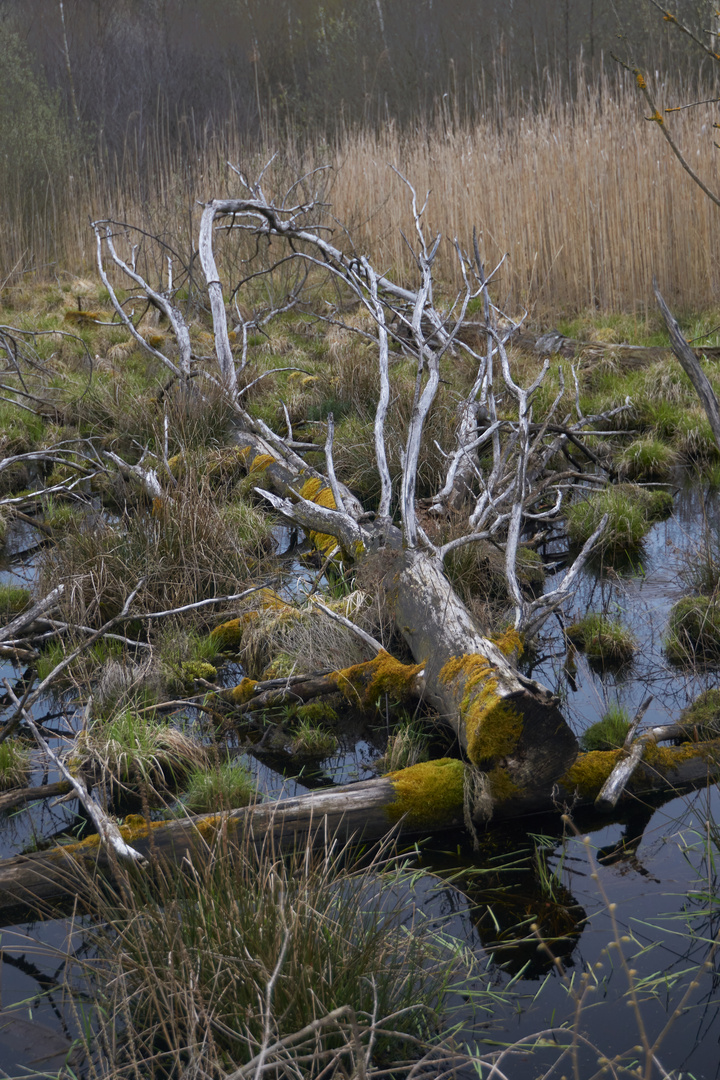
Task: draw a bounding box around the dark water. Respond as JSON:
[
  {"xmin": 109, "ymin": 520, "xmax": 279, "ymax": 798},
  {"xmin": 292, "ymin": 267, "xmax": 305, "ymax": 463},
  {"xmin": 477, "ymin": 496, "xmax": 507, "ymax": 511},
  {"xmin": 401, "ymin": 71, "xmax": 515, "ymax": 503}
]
[{"xmin": 2, "ymin": 487, "xmax": 720, "ymax": 1076}]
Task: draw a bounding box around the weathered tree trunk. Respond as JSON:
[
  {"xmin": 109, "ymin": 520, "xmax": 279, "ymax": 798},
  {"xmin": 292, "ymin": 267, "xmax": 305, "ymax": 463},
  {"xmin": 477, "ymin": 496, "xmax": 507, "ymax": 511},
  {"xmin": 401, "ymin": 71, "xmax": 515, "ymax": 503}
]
[
  {"xmin": 0, "ymin": 742, "xmax": 718, "ymax": 922},
  {"xmin": 377, "ymin": 546, "xmax": 577, "ymax": 804},
  {"xmin": 234, "ymin": 437, "xmax": 578, "ymax": 811}
]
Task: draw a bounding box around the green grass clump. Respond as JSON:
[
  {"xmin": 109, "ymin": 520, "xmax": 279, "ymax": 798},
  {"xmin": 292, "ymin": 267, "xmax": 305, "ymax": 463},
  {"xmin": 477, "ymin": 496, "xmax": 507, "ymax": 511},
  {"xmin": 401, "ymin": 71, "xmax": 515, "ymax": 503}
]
[
  {"xmin": 617, "ymin": 438, "xmax": 677, "ymax": 480},
  {"xmin": 290, "ymin": 719, "xmax": 338, "ymax": 758},
  {"xmin": 580, "ymin": 704, "xmax": 631, "ymax": 752},
  {"xmin": 0, "ymin": 738, "xmax": 31, "ymax": 791},
  {"xmin": 566, "ymin": 613, "xmax": 636, "ymax": 664},
  {"xmin": 379, "ymin": 718, "xmax": 431, "ymax": 773},
  {"xmin": 566, "ymin": 484, "xmax": 673, "ymax": 555},
  {"xmin": 87, "ymin": 832, "xmax": 469, "ymax": 1078},
  {"xmin": 666, "ymin": 596, "xmax": 720, "ymax": 663},
  {"xmin": 0, "ymin": 584, "xmax": 31, "ymax": 618},
  {"xmin": 679, "ymin": 689, "xmax": 720, "ymax": 739},
  {"xmin": 183, "ymin": 759, "xmax": 257, "ymax": 814},
  {"xmin": 78, "ymin": 711, "xmax": 208, "ymax": 800}
]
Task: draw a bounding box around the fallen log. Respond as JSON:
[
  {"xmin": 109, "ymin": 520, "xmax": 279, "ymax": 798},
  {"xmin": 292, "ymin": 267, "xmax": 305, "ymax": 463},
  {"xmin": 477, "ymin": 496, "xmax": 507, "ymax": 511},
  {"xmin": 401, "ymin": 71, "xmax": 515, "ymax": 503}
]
[{"xmin": 0, "ymin": 741, "xmax": 719, "ymax": 921}]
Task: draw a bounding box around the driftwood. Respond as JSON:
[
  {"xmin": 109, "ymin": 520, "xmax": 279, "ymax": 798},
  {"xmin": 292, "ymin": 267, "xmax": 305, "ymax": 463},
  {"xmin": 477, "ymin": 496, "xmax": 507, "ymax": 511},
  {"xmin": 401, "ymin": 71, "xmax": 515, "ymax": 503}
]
[
  {"xmin": 653, "ymin": 278, "xmax": 720, "ymax": 453},
  {"xmin": 0, "ymin": 740, "xmax": 718, "ymax": 922},
  {"xmin": 506, "ymin": 326, "xmax": 720, "ymax": 367}
]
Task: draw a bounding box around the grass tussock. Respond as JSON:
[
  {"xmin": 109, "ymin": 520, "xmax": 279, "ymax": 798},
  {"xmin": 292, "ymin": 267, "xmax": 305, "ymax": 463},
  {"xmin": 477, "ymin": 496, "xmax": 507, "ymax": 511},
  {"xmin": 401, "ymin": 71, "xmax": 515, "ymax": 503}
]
[
  {"xmin": 580, "ymin": 705, "xmax": 631, "ymax": 752},
  {"xmin": 183, "ymin": 758, "xmax": 257, "ymax": 814},
  {"xmin": 0, "ymin": 738, "xmax": 31, "ymax": 791},
  {"xmin": 38, "ymin": 472, "xmax": 271, "ymax": 630},
  {"xmin": 379, "ymin": 717, "xmax": 431, "ymax": 773},
  {"xmin": 84, "ymin": 831, "xmax": 473, "ymax": 1078},
  {"xmin": 666, "ymin": 595, "xmax": 720, "ymax": 664},
  {"xmin": 75, "ymin": 709, "xmax": 208, "ymax": 804},
  {"xmin": 566, "ymin": 613, "xmax": 636, "ymax": 665},
  {"xmin": 566, "ymin": 485, "xmax": 673, "ymax": 556}
]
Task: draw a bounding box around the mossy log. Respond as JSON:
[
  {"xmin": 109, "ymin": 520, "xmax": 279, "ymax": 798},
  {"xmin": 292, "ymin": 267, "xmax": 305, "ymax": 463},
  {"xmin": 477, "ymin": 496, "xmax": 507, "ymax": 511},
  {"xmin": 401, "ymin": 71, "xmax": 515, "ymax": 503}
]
[
  {"xmin": 234, "ymin": 431, "xmax": 578, "ymax": 816},
  {"xmin": 0, "ymin": 759, "xmax": 466, "ymax": 921},
  {"xmin": 0, "ymin": 742, "xmax": 719, "ymax": 922}
]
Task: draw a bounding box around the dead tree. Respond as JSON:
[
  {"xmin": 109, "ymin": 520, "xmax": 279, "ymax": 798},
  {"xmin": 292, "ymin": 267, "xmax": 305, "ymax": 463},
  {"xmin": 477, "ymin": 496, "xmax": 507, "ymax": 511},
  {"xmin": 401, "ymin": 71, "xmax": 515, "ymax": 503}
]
[{"xmin": 91, "ymin": 167, "xmax": 629, "ymax": 822}]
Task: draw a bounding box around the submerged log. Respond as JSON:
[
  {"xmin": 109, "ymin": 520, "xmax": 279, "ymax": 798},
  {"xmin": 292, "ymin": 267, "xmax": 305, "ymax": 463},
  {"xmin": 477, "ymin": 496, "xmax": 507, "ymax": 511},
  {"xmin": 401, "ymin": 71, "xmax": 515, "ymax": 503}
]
[{"xmin": 0, "ymin": 741, "xmax": 719, "ymax": 921}]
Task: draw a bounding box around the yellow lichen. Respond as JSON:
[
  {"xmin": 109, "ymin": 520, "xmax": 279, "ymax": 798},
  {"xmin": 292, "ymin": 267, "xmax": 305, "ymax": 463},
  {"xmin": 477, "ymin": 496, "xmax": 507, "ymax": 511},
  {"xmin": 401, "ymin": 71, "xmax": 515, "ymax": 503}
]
[
  {"xmin": 249, "ymin": 453, "xmax": 275, "ymax": 474},
  {"xmin": 298, "ymin": 478, "xmax": 339, "ymax": 555},
  {"xmin": 439, "ymin": 654, "xmax": 524, "ymax": 766},
  {"xmin": 386, "ymin": 758, "xmax": 464, "ymax": 827},
  {"xmin": 490, "ymin": 627, "xmax": 525, "ymax": 658},
  {"xmin": 209, "ymin": 619, "xmax": 244, "ymax": 649},
  {"xmin": 486, "ymin": 765, "xmax": 522, "ymax": 802},
  {"xmin": 332, "ymin": 650, "xmax": 423, "ymax": 708},
  {"xmin": 224, "ymin": 678, "xmax": 258, "ymax": 706},
  {"xmin": 559, "ymin": 750, "xmax": 622, "ymax": 799}
]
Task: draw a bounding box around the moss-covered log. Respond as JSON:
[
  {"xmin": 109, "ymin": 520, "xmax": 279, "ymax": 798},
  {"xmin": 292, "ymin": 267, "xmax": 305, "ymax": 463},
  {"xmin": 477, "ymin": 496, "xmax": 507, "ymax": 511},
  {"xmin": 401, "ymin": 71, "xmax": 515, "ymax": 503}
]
[
  {"xmin": 0, "ymin": 741, "xmax": 719, "ymax": 922},
  {"xmin": 0, "ymin": 759, "xmax": 466, "ymax": 921},
  {"xmin": 234, "ymin": 431, "xmax": 578, "ymax": 818},
  {"xmin": 373, "ymin": 546, "xmax": 577, "ymax": 815}
]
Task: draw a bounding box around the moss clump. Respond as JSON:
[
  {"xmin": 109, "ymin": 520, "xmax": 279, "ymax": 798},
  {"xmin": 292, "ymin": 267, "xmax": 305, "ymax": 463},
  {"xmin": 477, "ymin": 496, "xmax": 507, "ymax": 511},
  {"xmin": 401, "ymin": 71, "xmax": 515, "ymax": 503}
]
[
  {"xmin": 559, "ymin": 749, "xmax": 623, "ymax": 799},
  {"xmin": 566, "ymin": 613, "xmax": 636, "ymax": 664},
  {"xmin": 180, "ymin": 661, "xmax": 217, "ymax": 686},
  {"xmin": 210, "ymin": 619, "xmax": 244, "ymax": 650},
  {"xmin": 486, "ymin": 765, "xmax": 522, "ymax": 803},
  {"xmin": 666, "ymin": 595, "xmax": 720, "ymax": 663},
  {"xmin": 490, "ymin": 627, "xmax": 525, "ymax": 658},
  {"xmin": 295, "ymin": 701, "xmax": 338, "ymax": 725},
  {"xmin": 580, "ymin": 705, "xmax": 631, "ymax": 752},
  {"xmin": 332, "ymin": 651, "xmax": 423, "ymax": 709},
  {"xmin": 298, "ymin": 476, "xmax": 340, "ymax": 556},
  {"xmin": 0, "ymin": 584, "xmax": 31, "ymax": 618},
  {"xmin": 386, "ymin": 758, "xmax": 464, "ymax": 828},
  {"xmin": 566, "ymin": 484, "xmax": 673, "ymax": 556},
  {"xmin": 248, "ymin": 453, "xmax": 276, "ymax": 474},
  {"xmin": 439, "ymin": 654, "xmax": 523, "ymax": 767},
  {"xmin": 184, "ymin": 760, "xmax": 257, "ymax": 814},
  {"xmin": 224, "ymin": 678, "xmax": 258, "ymax": 706}
]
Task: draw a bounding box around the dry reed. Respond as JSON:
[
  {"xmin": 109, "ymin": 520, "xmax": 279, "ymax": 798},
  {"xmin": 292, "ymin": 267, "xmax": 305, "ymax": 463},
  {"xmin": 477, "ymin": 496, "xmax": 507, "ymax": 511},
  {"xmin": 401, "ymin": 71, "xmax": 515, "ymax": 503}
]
[{"xmin": 6, "ymin": 71, "xmax": 720, "ymax": 318}]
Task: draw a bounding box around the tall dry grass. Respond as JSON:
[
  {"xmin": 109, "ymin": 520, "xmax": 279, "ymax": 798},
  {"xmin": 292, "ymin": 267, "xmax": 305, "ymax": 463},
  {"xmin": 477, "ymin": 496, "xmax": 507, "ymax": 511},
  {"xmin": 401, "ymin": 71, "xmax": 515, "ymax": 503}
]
[{"xmin": 5, "ymin": 70, "xmax": 720, "ymax": 317}]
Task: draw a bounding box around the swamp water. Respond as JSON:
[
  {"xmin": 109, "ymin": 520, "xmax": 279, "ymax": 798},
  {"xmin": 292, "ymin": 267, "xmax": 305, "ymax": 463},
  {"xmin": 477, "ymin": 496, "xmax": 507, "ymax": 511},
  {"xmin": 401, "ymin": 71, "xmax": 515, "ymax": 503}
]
[{"xmin": 0, "ymin": 483, "xmax": 719, "ymax": 1076}]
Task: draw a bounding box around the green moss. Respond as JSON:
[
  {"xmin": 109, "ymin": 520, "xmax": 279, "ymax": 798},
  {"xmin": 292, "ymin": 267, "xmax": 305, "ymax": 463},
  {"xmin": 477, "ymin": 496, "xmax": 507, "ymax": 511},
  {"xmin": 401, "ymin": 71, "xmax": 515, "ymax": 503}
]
[
  {"xmin": 210, "ymin": 619, "xmax": 244, "ymax": 650},
  {"xmin": 666, "ymin": 595, "xmax": 720, "ymax": 663},
  {"xmin": 332, "ymin": 651, "xmax": 423, "ymax": 708},
  {"xmin": 180, "ymin": 661, "xmax": 217, "ymax": 686},
  {"xmin": 439, "ymin": 654, "xmax": 524, "ymax": 767},
  {"xmin": 386, "ymin": 758, "xmax": 464, "ymax": 828},
  {"xmin": 295, "ymin": 701, "xmax": 338, "ymax": 724},
  {"xmin": 486, "ymin": 765, "xmax": 522, "ymax": 802}
]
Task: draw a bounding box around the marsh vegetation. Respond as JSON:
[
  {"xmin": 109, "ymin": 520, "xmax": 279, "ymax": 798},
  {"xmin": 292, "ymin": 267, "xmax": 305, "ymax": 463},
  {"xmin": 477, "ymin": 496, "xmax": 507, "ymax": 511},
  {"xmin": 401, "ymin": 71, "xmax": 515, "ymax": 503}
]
[{"xmin": 4, "ymin": 3, "xmax": 720, "ymax": 1078}]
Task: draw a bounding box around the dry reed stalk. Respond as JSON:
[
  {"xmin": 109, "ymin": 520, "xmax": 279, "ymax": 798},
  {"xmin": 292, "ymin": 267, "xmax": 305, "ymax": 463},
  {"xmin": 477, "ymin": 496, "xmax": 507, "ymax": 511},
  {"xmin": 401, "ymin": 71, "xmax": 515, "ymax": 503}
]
[{"xmin": 4, "ymin": 72, "xmax": 720, "ymax": 317}]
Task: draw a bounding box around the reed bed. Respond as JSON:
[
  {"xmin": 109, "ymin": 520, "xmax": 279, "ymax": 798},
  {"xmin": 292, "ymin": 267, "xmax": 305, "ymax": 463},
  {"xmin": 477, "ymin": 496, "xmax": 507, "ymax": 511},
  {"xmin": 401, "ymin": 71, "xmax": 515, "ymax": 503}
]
[{"xmin": 5, "ymin": 71, "xmax": 720, "ymax": 318}]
